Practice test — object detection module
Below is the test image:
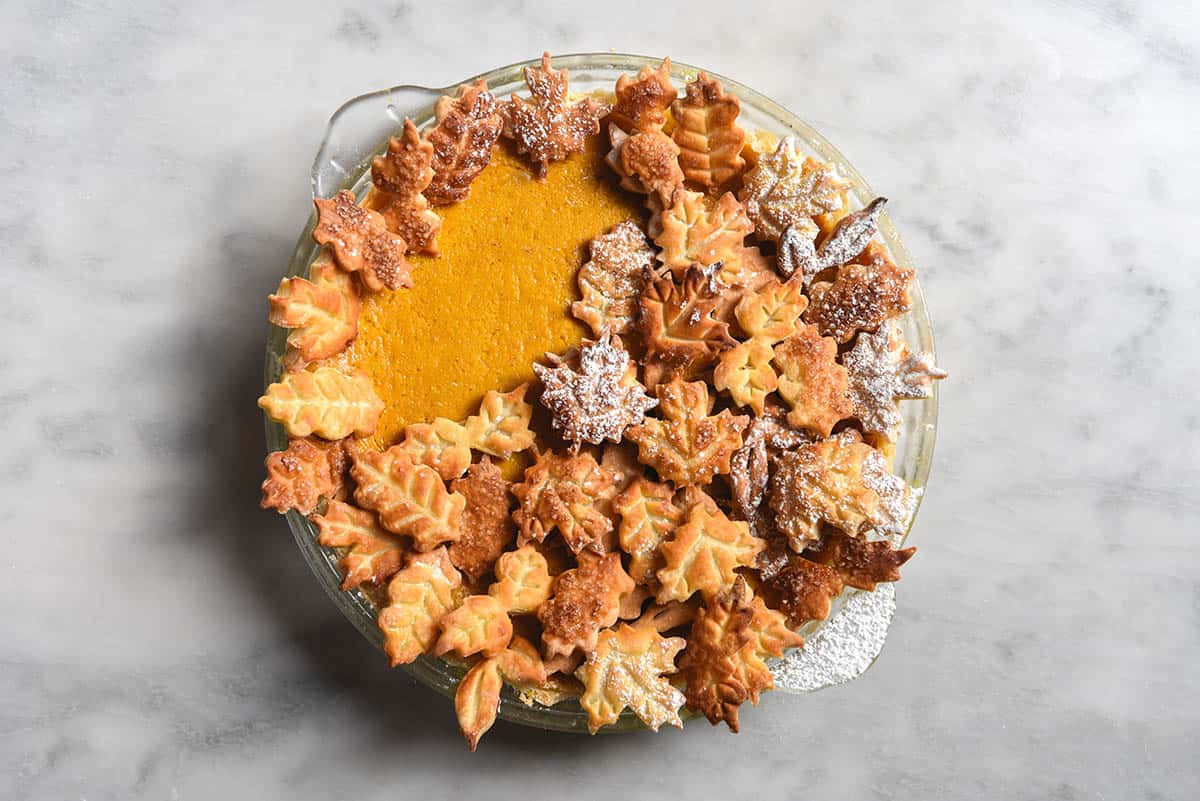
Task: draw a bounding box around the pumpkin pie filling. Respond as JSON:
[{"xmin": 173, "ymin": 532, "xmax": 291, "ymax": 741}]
[{"xmin": 258, "ymin": 54, "xmax": 945, "ymax": 747}]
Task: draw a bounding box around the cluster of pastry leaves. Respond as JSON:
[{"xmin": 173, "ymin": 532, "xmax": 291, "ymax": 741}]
[{"xmin": 257, "ymin": 54, "xmax": 946, "ymax": 750}]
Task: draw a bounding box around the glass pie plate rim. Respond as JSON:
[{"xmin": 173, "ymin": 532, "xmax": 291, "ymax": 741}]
[{"xmin": 263, "ymin": 52, "xmax": 940, "ymax": 734}]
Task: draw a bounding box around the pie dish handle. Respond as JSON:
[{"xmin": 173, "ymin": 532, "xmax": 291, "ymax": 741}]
[{"xmin": 311, "ymin": 84, "xmax": 443, "ymax": 199}]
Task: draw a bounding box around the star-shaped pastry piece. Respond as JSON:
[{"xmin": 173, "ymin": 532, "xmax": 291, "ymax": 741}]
[
  {"xmin": 501, "ymin": 52, "xmax": 610, "ymax": 176},
  {"xmin": 656, "ymin": 503, "xmax": 763, "ymax": 603},
  {"xmin": 448, "ymin": 459, "xmax": 516, "ymax": 581},
  {"xmin": 626, "ymin": 376, "xmax": 750, "ymax": 487},
  {"xmin": 637, "ymin": 265, "xmax": 736, "ymax": 374},
  {"xmin": 613, "ymin": 476, "xmax": 684, "ymax": 583},
  {"xmin": 571, "ymin": 220, "xmax": 657, "ymax": 337},
  {"xmin": 258, "ymin": 366, "xmax": 384, "ymax": 440},
  {"xmin": 680, "ymin": 577, "xmax": 776, "ymax": 732},
  {"xmin": 512, "ymin": 450, "xmax": 621, "ymax": 555},
  {"xmin": 424, "ymin": 80, "xmax": 504, "ymax": 205},
  {"xmin": 377, "ymin": 547, "xmax": 463, "ymax": 666},
  {"xmin": 768, "ymin": 438, "xmax": 883, "ymax": 550},
  {"xmin": 610, "ymin": 58, "xmax": 677, "ymax": 133},
  {"xmin": 370, "ymin": 118, "xmax": 442, "ymax": 255},
  {"xmin": 312, "ymin": 500, "xmax": 405, "ymax": 590},
  {"xmin": 576, "ymin": 622, "xmax": 686, "ymax": 733},
  {"xmin": 535, "ymin": 331, "xmax": 657, "ymax": 449},
  {"xmin": 671, "ymin": 73, "xmax": 746, "ymax": 189},
  {"xmin": 804, "ymin": 242, "xmax": 914, "ymax": 343},
  {"xmin": 269, "ymin": 257, "xmax": 361, "ymax": 369},
  {"xmin": 261, "ymin": 436, "xmax": 347, "ymax": 515},
  {"xmin": 772, "ymin": 324, "xmax": 853, "ymax": 437},
  {"xmin": 738, "ymin": 136, "xmax": 849, "ymax": 242},
  {"xmin": 539, "ymin": 552, "xmax": 636, "ymax": 658},
  {"xmin": 842, "ymin": 321, "xmax": 947, "ymax": 439},
  {"xmin": 312, "ymin": 190, "xmax": 412, "ymax": 292},
  {"xmin": 348, "ymin": 442, "xmax": 465, "ymax": 550},
  {"xmin": 777, "ymin": 197, "xmax": 887, "ymax": 286}
]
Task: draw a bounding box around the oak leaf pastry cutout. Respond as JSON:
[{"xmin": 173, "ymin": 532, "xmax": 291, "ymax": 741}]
[
  {"xmin": 261, "ymin": 436, "xmax": 347, "ymax": 515},
  {"xmin": 434, "ymin": 594, "xmax": 514, "ymax": 658},
  {"xmin": 626, "ymin": 376, "xmax": 750, "ymax": 487},
  {"xmin": 655, "ymin": 190, "xmax": 759, "ymax": 281},
  {"xmin": 455, "ymin": 636, "xmax": 547, "ymax": 751},
  {"xmin": 734, "ymin": 278, "xmax": 808, "ymax": 344},
  {"xmin": 671, "ymin": 73, "xmax": 747, "ymax": 189},
  {"xmin": 610, "ymin": 58, "xmax": 677, "ymax": 133},
  {"xmin": 313, "ymin": 500, "xmax": 405, "ymax": 589},
  {"xmin": 768, "ymin": 437, "xmax": 883, "ymax": 550},
  {"xmin": 637, "ymin": 265, "xmax": 736, "ymax": 375},
  {"xmin": 377, "ymin": 547, "xmax": 463, "ymax": 666},
  {"xmin": 448, "ymin": 459, "xmax": 516, "ymax": 581},
  {"xmin": 606, "ymin": 125, "xmax": 684, "ymax": 205},
  {"xmin": 370, "ymin": 118, "xmax": 443, "ymax": 255},
  {"xmin": 463, "ymin": 384, "xmax": 536, "ymax": 459},
  {"xmin": 488, "ymin": 545, "xmax": 553, "ymax": 613},
  {"xmin": 312, "ymin": 190, "xmax": 413, "ymax": 291},
  {"xmin": 571, "ymin": 220, "xmax": 657, "ymax": 337},
  {"xmin": 843, "ymin": 321, "xmax": 947, "ymax": 440},
  {"xmin": 398, "ymin": 417, "xmax": 473, "ymax": 481},
  {"xmin": 656, "ymin": 503, "xmax": 763, "ymax": 603},
  {"xmin": 576, "ymin": 622, "xmax": 686, "ymax": 733},
  {"xmin": 613, "ymin": 476, "xmax": 684, "ymax": 583},
  {"xmin": 804, "ymin": 242, "xmax": 915, "ymax": 343},
  {"xmin": 713, "ymin": 338, "xmax": 777, "ymax": 416},
  {"xmin": 778, "ymin": 197, "xmax": 887, "ymax": 286},
  {"xmin": 348, "ymin": 443, "xmax": 465, "ymax": 550},
  {"xmin": 534, "ymin": 331, "xmax": 657, "ymax": 449},
  {"xmin": 680, "ymin": 578, "xmax": 775, "ymax": 731},
  {"xmin": 269, "ymin": 257, "xmax": 361, "ymax": 369},
  {"xmin": 424, "ymin": 80, "xmax": 504, "ymax": 205},
  {"xmin": 512, "ymin": 450, "xmax": 621, "ymax": 555},
  {"xmin": 539, "ymin": 552, "xmax": 636, "ymax": 658},
  {"xmin": 738, "ymin": 137, "xmax": 849, "ymax": 242},
  {"xmin": 501, "ymin": 52, "xmax": 610, "ymax": 176},
  {"xmin": 259, "ymin": 366, "xmax": 384, "ymax": 440},
  {"xmin": 772, "ymin": 325, "xmax": 853, "ymax": 437}
]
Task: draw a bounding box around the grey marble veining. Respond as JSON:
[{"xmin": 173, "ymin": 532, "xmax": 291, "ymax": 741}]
[{"xmin": 2, "ymin": 1, "xmax": 1198, "ymax": 799}]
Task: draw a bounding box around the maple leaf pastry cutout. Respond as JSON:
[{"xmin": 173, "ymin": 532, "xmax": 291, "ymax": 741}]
[
  {"xmin": 680, "ymin": 578, "xmax": 777, "ymax": 732},
  {"xmin": 424, "ymin": 80, "xmax": 504, "ymax": 205},
  {"xmin": 778, "ymin": 197, "xmax": 887, "ymax": 286},
  {"xmin": 571, "ymin": 220, "xmax": 657, "ymax": 337},
  {"xmin": 434, "ymin": 594, "xmax": 514, "ymax": 659},
  {"xmin": 347, "ymin": 442, "xmax": 466, "ymax": 550},
  {"xmin": 501, "ymin": 52, "xmax": 610, "ymax": 176},
  {"xmin": 637, "ymin": 265, "xmax": 736, "ymax": 375},
  {"xmin": 539, "ymin": 552, "xmax": 636, "ymax": 658},
  {"xmin": 455, "ymin": 636, "xmax": 547, "ymax": 750},
  {"xmin": 654, "ymin": 189, "xmax": 763, "ymax": 282},
  {"xmin": 312, "ymin": 500, "xmax": 405, "ymax": 590},
  {"xmin": 576, "ymin": 621, "xmax": 686, "ymax": 733},
  {"xmin": 804, "ymin": 242, "xmax": 915, "ymax": 343},
  {"xmin": 534, "ymin": 331, "xmax": 657, "ymax": 449},
  {"xmin": 655, "ymin": 503, "xmax": 763, "ymax": 603},
  {"xmin": 842, "ymin": 321, "xmax": 947, "ymax": 440},
  {"xmin": 269, "ymin": 257, "xmax": 361, "ymax": 370},
  {"xmin": 261, "ymin": 436, "xmax": 347, "ymax": 515},
  {"xmin": 626, "ymin": 376, "xmax": 749, "ymax": 487},
  {"xmin": 768, "ymin": 437, "xmax": 885, "ymax": 550},
  {"xmin": 512, "ymin": 450, "xmax": 621, "ymax": 555},
  {"xmin": 312, "ymin": 190, "xmax": 413, "ymax": 292},
  {"xmin": 613, "ymin": 476, "xmax": 684, "ymax": 583},
  {"xmin": 738, "ymin": 136, "xmax": 850, "ymax": 243},
  {"xmin": 258, "ymin": 367, "xmax": 384, "ymax": 440},
  {"xmin": 447, "ymin": 459, "xmax": 516, "ymax": 582},
  {"xmin": 398, "ymin": 417, "xmax": 473, "ymax": 481},
  {"xmin": 377, "ymin": 547, "xmax": 463, "ymax": 666},
  {"xmin": 671, "ymin": 73, "xmax": 747, "ymax": 189},
  {"xmin": 772, "ymin": 324, "xmax": 853, "ymax": 437},
  {"xmin": 462, "ymin": 384, "xmax": 536, "ymax": 459},
  {"xmin": 609, "ymin": 58, "xmax": 677, "ymax": 133},
  {"xmin": 370, "ymin": 118, "xmax": 443, "ymax": 255},
  {"xmin": 713, "ymin": 338, "xmax": 778, "ymax": 416}
]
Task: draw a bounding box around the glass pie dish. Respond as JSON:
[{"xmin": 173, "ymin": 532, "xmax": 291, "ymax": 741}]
[{"xmin": 263, "ymin": 52, "xmax": 939, "ymax": 733}]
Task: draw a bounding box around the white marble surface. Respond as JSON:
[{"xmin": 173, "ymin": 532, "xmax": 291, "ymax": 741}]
[{"xmin": 3, "ymin": 0, "xmax": 1198, "ymax": 798}]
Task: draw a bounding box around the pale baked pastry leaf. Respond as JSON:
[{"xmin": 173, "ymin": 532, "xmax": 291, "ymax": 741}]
[
  {"xmin": 768, "ymin": 437, "xmax": 882, "ymax": 549},
  {"xmin": 258, "ymin": 367, "xmax": 384, "ymax": 440},
  {"xmin": 313, "ymin": 500, "xmax": 406, "ymax": 589},
  {"xmin": 269, "ymin": 258, "xmax": 361, "ymax": 369},
  {"xmin": 488, "ymin": 545, "xmax": 553, "ymax": 614},
  {"xmin": 513, "ymin": 450, "xmax": 621, "ymax": 556},
  {"xmin": 463, "ymin": 384, "xmax": 535, "ymax": 458},
  {"xmin": 572, "ymin": 220, "xmax": 657, "ymax": 337},
  {"xmin": 772, "ymin": 325, "xmax": 853, "ymax": 437},
  {"xmin": 576, "ymin": 622, "xmax": 686, "ymax": 733},
  {"xmin": 613, "ymin": 476, "xmax": 684, "ymax": 583},
  {"xmin": 377, "ymin": 547, "xmax": 463, "ymax": 666},
  {"xmin": 434, "ymin": 594, "xmax": 514, "ymax": 658},
  {"xmin": 656, "ymin": 503, "xmax": 763, "ymax": 603},
  {"xmin": 348, "ymin": 443, "xmax": 465, "ymax": 550},
  {"xmin": 738, "ymin": 136, "xmax": 849, "ymax": 242}
]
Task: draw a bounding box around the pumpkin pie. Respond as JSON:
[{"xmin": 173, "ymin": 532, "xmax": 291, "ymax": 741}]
[{"xmin": 258, "ymin": 53, "xmax": 944, "ymax": 748}]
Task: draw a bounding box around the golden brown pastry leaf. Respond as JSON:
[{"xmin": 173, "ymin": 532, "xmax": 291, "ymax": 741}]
[
  {"xmin": 313, "ymin": 500, "xmax": 405, "ymax": 589},
  {"xmin": 261, "ymin": 436, "xmax": 347, "ymax": 515}
]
